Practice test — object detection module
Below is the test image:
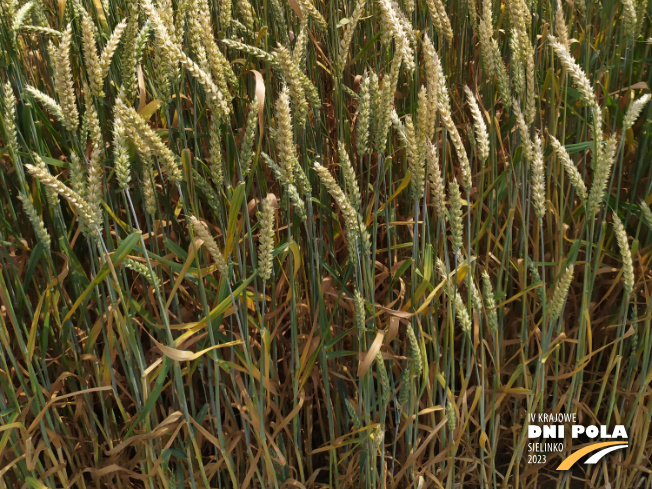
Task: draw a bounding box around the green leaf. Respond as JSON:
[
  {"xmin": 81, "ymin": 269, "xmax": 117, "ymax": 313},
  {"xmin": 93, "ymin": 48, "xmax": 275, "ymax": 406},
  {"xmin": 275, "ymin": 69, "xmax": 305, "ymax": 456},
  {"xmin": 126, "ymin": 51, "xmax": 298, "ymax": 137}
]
[
  {"xmin": 565, "ymin": 141, "xmax": 593, "ymax": 153},
  {"xmin": 224, "ymin": 182, "xmax": 245, "ymax": 257},
  {"xmin": 62, "ymin": 231, "xmax": 141, "ymax": 323}
]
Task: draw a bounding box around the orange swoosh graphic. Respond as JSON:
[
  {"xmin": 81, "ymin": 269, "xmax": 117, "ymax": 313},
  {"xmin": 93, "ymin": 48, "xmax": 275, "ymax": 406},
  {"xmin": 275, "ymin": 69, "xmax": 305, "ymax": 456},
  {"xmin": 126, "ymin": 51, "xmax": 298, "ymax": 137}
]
[{"xmin": 556, "ymin": 441, "xmax": 628, "ymax": 470}]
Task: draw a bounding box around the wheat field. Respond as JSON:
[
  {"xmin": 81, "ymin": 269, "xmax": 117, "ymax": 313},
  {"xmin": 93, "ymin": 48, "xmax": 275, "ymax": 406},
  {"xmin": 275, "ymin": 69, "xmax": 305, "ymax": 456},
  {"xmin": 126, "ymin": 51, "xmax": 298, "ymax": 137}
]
[{"xmin": 0, "ymin": 0, "xmax": 651, "ymax": 487}]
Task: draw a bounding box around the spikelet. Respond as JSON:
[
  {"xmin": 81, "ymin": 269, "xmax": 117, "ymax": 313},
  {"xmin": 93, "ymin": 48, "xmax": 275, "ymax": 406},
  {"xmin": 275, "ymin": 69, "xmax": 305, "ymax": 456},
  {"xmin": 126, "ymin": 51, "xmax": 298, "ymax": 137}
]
[
  {"xmin": 375, "ymin": 352, "xmax": 390, "ymax": 407},
  {"xmin": 531, "ymin": 134, "xmax": 546, "ymax": 219},
  {"xmin": 51, "ymin": 24, "xmax": 78, "ymax": 131},
  {"xmin": 404, "ymin": 115, "xmax": 423, "ymax": 199},
  {"xmin": 219, "ymin": 0, "xmax": 232, "ymax": 31},
  {"xmin": 392, "ymin": 109, "xmax": 407, "ymax": 145},
  {"xmin": 555, "ymin": 0, "xmax": 569, "ymax": 50},
  {"xmin": 406, "ymin": 112, "xmax": 427, "ymax": 198},
  {"xmin": 525, "ymin": 55, "xmax": 536, "ymax": 124},
  {"xmin": 622, "ymin": 93, "xmax": 651, "ymax": 131},
  {"xmin": 25, "ymin": 86, "xmax": 66, "ymax": 128},
  {"xmin": 29, "ymin": 155, "xmax": 58, "ymax": 208},
  {"xmin": 336, "ymin": 0, "xmax": 366, "ymax": 76},
  {"xmin": 425, "ymin": 0, "xmax": 453, "ymax": 44},
  {"xmin": 356, "ymin": 73, "xmax": 371, "ymax": 156},
  {"xmin": 369, "ymin": 425, "xmax": 385, "ymax": 455},
  {"xmin": 526, "ymin": 257, "xmax": 547, "ymax": 306},
  {"xmin": 99, "ymin": 19, "xmax": 128, "ymax": 79},
  {"xmin": 299, "ymin": 71, "xmax": 321, "ymax": 117},
  {"xmin": 455, "ymin": 293, "xmax": 472, "ymax": 332},
  {"xmin": 19, "ymin": 192, "xmax": 51, "ymax": 250},
  {"xmin": 587, "ymin": 136, "xmax": 617, "ymax": 215},
  {"xmin": 612, "ymin": 215, "xmax": 634, "ymax": 296},
  {"xmin": 449, "ymin": 180, "xmax": 464, "ymax": 252},
  {"xmin": 12, "ymin": 1, "xmax": 34, "ymax": 37},
  {"xmin": 446, "ymin": 401, "xmax": 457, "ymax": 432},
  {"xmin": 236, "ymin": 0, "xmax": 255, "ymax": 31},
  {"xmin": 422, "ymin": 35, "xmax": 439, "ymax": 140},
  {"xmin": 294, "ymin": 16, "xmax": 309, "ymax": 68},
  {"xmin": 549, "ymin": 134, "xmax": 587, "ymax": 200},
  {"xmin": 69, "ymin": 153, "xmax": 86, "ymax": 201},
  {"xmin": 508, "ymin": 0, "xmax": 532, "ymax": 89},
  {"xmin": 432, "ymin": 49, "xmax": 450, "ymax": 117},
  {"xmin": 25, "ymin": 155, "xmax": 98, "ymax": 235},
  {"xmin": 2, "ymin": 82, "xmax": 18, "ymax": 157},
  {"xmin": 403, "ymin": 0, "xmax": 415, "ymax": 15},
  {"xmin": 427, "ymin": 144, "xmax": 447, "ymax": 219},
  {"xmin": 83, "ymin": 84, "xmax": 102, "ymax": 151},
  {"xmin": 149, "ymin": 0, "xmax": 181, "ymax": 97},
  {"xmin": 314, "ymin": 161, "xmax": 370, "ymax": 260},
  {"xmin": 120, "ymin": 5, "xmax": 141, "ymax": 99},
  {"xmin": 228, "ymin": 18, "xmax": 248, "ymax": 34},
  {"xmin": 258, "ymin": 196, "xmax": 276, "ymax": 281},
  {"xmin": 186, "ymin": 0, "xmax": 211, "ymax": 68},
  {"xmin": 345, "ymin": 398, "xmax": 362, "ymax": 429},
  {"xmin": 548, "ymin": 35, "xmax": 601, "ymax": 132},
  {"xmin": 548, "ymin": 32, "xmax": 595, "ymax": 101},
  {"xmin": 81, "ymin": 13, "xmax": 103, "ymax": 96},
  {"xmin": 426, "ymin": 0, "xmax": 444, "ymax": 35},
  {"xmin": 413, "ymin": 86, "xmax": 429, "ymax": 191},
  {"xmin": 338, "ymin": 142, "xmax": 361, "ymax": 209},
  {"xmin": 438, "ymin": 98, "xmax": 472, "ymax": 189},
  {"xmin": 274, "ymin": 87, "xmax": 297, "ymax": 183},
  {"xmin": 405, "ymin": 325, "xmax": 422, "ymax": 376},
  {"xmin": 397, "ymin": 369, "xmax": 410, "ymax": 408},
  {"xmin": 640, "ymin": 200, "xmax": 652, "ymax": 229},
  {"xmin": 478, "ymin": 0, "xmax": 511, "ymax": 108},
  {"xmin": 513, "ymin": 102, "xmax": 532, "ymax": 161},
  {"xmin": 376, "ymin": 0, "xmax": 415, "ymax": 71},
  {"xmin": 186, "ymin": 5, "xmax": 209, "ymax": 66},
  {"xmin": 142, "ymin": 161, "xmax": 158, "ymax": 217},
  {"xmin": 179, "ymin": 51, "xmax": 228, "ymax": 116},
  {"xmin": 1, "ymin": 0, "xmax": 17, "ymax": 20},
  {"xmin": 369, "ymin": 426, "xmax": 386, "ymax": 455},
  {"xmin": 113, "ymin": 99, "xmax": 131, "ymax": 189},
  {"xmin": 368, "ymin": 71, "xmax": 381, "ymax": 145},
  {"xmin": 436, "ymin": 257, "xmax": 454, "ymax": 295},
  {"xmin": 464, "ymin": 86, "xmax": 489, "ymax": 161},
  {"xmin": 261, "ymin": 153, "xmax": 306, "ymax": 219},
  {"xmin": 189, "ymin": 216, "xmax": 229, "ymax": 276},
  {"xmin": 461, "ymin": 254, "xmax": 484, "ymax": 313},
  {"xmin": 274, "ymin": 45, "xmax": 308, "ymax": 125},
  {"xmin": 548, "ymin": 264, "xmax": 574, "ymax": 321},
  {"xmin": 291, "ymin": 159, "xmax": 312, "ymax": 195},
  {"xmin": 120, "ymin": 103, "xmax": 183, "ymax": 183},
  {"xmin": 622, "ymin": 0, "xmax": 638, "ymax": 41},
  {"xmin": 142, "ymin": 0, "xmax": 227, "ymax": 116},
  {"xmin": 466, "ymin": 0, "xmax": 478, "ymax": 31},
  {"xmin": 481, "ymin": 270, "xmax": 498, "ymax": 332},
  {"xmin": 268, "ymin": 0, "xmax": 289, "ymax": 44},
  {"xmin": 192, "ymin": 168, "xmax": 221, "ymax": 215},
  {"xmin": 239, "ymin": 97, "xmax": 258, "ymax": 178},
  {"xmin": 354, "ymin": 288, "xmax": 365, "ymax": 334},
  {"xmin": 511, "ymin": 52, "xmax": 526, "ymax": 96},
  {"xmin": 296, "ymin": 0, "xmax": 328, "ymax": 30},
  {"xmin": 124, "ymin": 258, "xmax": 160, "ymax": 288},
  {"xmin": 198, "ymin": 1, "xmax": 235, "ymax": 99},
  {"xmin": 222, "ymin": 39, "xmax": 278, "ymax": 66}
]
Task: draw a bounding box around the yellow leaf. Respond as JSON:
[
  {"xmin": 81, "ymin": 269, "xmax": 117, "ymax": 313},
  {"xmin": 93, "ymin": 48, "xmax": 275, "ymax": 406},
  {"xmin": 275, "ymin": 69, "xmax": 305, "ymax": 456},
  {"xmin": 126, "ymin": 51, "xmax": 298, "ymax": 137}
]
[
  {"xmin": 357, "ymin": 331, "xmax": 384, "ymax": 378},
  {"xmin": 155, "ymin": 338, "xmax": 243, "ymax": 362}
]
